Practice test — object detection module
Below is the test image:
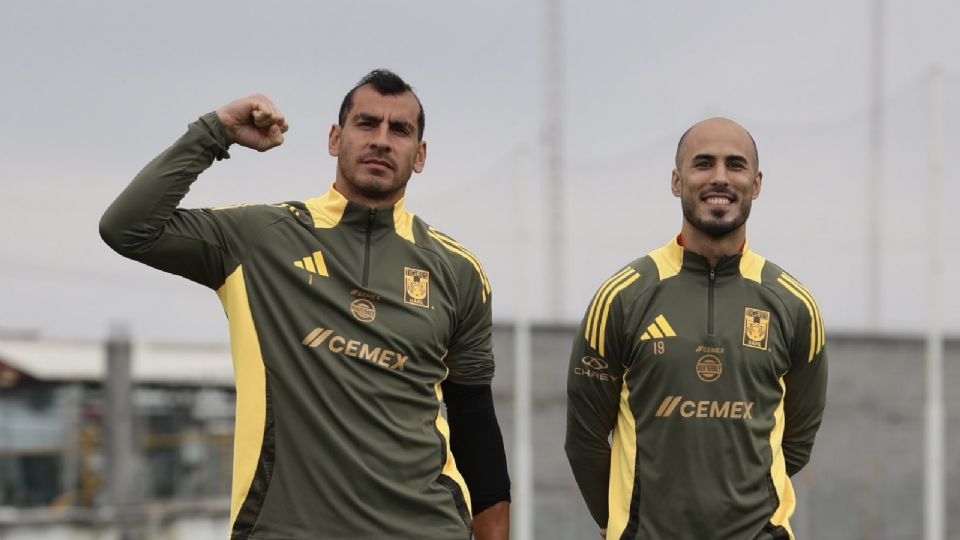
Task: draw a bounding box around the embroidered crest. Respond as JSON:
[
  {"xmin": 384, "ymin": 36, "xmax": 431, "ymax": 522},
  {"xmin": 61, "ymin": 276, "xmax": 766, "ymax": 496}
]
[
  {"xmin": 743, "ymin": 307, "xmax": 771, "ymax": 350},
  {"xmin": 403, "ymin": 267, "xmax": 430, "ymax": 308}
]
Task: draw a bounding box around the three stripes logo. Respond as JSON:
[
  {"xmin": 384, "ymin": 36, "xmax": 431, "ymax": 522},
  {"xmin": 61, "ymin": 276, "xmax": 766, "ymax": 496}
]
[
  {"xmin": 294, "ymin": 251, "xmax": 329, "ymax": 285},
  {"xmin": 640, "ymin": 315, "xmax": 677, "ymax": 341},
  {"xmin": 776, "ymin": 273, "xmax": 825, "ymax": 362},
  {"xmin": 584, "ymin": 267, "xmax": 641, "ymax": 357}
]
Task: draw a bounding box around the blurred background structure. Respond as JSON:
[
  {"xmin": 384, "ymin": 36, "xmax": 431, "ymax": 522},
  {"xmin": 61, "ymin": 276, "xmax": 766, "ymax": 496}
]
[{"xmin": 2, "ymin": 1, "xmax": 960, "ymax": 538}]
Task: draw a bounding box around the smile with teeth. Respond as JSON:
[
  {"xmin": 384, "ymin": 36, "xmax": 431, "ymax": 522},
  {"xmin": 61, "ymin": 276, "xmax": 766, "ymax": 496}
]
[{"xmin": 704, "ymin": 195, "xmax": 733, "ymax": 205}]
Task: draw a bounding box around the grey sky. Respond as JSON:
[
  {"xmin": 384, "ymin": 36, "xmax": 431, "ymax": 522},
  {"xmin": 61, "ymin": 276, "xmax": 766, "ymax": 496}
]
[{"xmin": 2, "ymin": 1, "xmax": 959, "ymax": 343}]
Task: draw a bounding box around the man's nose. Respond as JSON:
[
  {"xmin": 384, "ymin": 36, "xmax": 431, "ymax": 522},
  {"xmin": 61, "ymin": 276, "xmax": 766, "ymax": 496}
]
[
  {"xmin": 370, "ymin": 125, "xmax": 392, "ymax": 151},
  {"xmin": 710, "ymin": 165, "xmax": 730, "ymax": 185}
]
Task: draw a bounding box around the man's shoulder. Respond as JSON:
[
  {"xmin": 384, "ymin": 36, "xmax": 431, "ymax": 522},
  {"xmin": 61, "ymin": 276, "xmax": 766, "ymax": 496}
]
[
  {"xmin": 589, "ymin": 255, "xmax": 662, "ymax": 306},
  {"xmin": 206, "ymin": 200, "xmax": 312, "ymax": 229},
  {"xmin": 752, "ymin": 256, "xmax": 822, "ymax": 314},
  {"xmin": 411, "ymin": 218, "xmax": 492, "ymax": 294}
]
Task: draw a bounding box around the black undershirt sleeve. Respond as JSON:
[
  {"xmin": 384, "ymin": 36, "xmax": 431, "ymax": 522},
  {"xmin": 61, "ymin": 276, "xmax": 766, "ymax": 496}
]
[{"xmin": 441, "ymin": 381, "xmax": 511, "ymax": 514}]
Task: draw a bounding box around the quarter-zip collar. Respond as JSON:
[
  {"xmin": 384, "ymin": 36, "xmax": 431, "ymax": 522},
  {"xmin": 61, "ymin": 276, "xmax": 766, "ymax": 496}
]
[
  {"xmin": 304, "ymin": 186, "xmax": 416, "ymax": 243},
  {"xmin": 650, "ymin": 236, "xmax": 763, "ymax": 281}
]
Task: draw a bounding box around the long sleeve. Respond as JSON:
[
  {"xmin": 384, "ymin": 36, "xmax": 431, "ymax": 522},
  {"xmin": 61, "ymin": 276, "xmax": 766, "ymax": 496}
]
[
  {"xmin": 565, "ymin": 290, "xmax": 626, "ymax": 528},
  {"xmin": 99, "ymin": 113, "xmax": 239, "ymax": 289},
  {"xmin": 781, "ymin": 285, "xmax": 828, "ymax": 476}
]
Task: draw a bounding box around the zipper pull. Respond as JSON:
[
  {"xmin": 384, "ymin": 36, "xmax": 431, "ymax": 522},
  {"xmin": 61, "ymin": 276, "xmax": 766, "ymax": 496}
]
[{"xmin": 709, "ymin": 268, "xmax": 716, "ymax": 281}]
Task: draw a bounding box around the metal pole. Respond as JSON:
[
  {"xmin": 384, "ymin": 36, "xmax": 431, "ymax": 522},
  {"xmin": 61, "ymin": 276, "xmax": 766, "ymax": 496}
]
[
  {"xmin": 513, "ymin": 319, "xmax": 533, "ymax": 540},
  {"xmin": 923, "ymin": 66, "xmax": 945, "ymax": 540},
  {"xmin": 105, "ymin": 325, "xmax": 136, "ymax": 539},
  {"xmin": 543, "ymin": 0, "xmax": 564, "ymax": 320},
  {"xmin": 513, "ymin": 147, "xmax": 534, "ymax": 540},
  {"xmin": 866, "ymin": 0, "xmax": 884, "ymax": 328}
]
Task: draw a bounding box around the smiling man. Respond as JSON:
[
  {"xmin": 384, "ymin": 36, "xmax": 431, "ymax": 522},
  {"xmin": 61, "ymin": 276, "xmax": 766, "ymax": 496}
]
[
  {"xmin": 100, "ymin": 70, "xmax": 510, "ymax": 540},
  {"xmin": 565, "ymin": 118, "xmax": 827, "ymax": 540}
]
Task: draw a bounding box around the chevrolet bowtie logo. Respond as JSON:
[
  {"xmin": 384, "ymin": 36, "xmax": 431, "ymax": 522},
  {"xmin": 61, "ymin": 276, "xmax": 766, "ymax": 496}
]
[
  {"xmin": 294, "ymin": 251, "xmax": 329, "ymax": 284},
  {"xmin": 640, "ymin": 315, "xmax": 676, "ymax": 341},
  {"xmin": 581, "ymin": 356, "xmax": 608, "ymax": 370}
]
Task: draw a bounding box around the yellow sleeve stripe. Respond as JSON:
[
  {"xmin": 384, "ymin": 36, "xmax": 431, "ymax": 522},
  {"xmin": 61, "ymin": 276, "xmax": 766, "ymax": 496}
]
[
  {"xmin": 587, "ymin": 270, "xmax": 640, "ymax": 357},
  {"xmin": 584, "ymin": 267, "xmax": 635, "ymax": 343},
  {"xmin": 777, "ymin": 274, "xmax": 825, "ymax": 362},
  {"xmin": 780, "ymin": 273, "xmax": 824, "ymax": 352},
  {"xmin": 427, "ymin": 228, "xmax": 492, "ymax": 302},
  {"xmin": 597, "ymin": 274, "xmax": 640, "ymax": 357}
]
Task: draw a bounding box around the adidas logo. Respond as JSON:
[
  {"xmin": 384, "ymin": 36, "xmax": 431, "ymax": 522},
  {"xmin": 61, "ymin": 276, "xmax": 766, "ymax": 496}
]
[
  {"xmin": 294, "ymin": 251, "xmax": 329, "ymax": 284},
  {"xmin": 640, "ymin": 315, "xmax": 676, "ymax": 340}
]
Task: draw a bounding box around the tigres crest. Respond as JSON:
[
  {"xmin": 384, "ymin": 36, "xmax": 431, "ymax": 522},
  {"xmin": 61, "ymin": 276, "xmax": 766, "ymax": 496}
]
[
  {"xmin": 742, "ymin": 307, "xmax": 770, "ymax": 350},
  {"xmin": 404, "ymin": 267, "xmax": 430, "ymax": 308}
]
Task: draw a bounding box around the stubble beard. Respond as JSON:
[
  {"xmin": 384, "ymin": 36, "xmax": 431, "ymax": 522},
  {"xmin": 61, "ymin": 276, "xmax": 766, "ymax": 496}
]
[
  {"xmin": 338, "ymin": 160, "xmax": 411, "ymax": 205},
  {"xmin": 681, "ymin": 195, "xmax": 752, "ymax": 238}
]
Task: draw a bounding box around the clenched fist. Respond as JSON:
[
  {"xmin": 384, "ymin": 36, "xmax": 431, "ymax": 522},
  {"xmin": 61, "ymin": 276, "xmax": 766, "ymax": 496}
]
[{"xmin": 216, "ymin": 94, "xmax": 289, "ymax": 152}]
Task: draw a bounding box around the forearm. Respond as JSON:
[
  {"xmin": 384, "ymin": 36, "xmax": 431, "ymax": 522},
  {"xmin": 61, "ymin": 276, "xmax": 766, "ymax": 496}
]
[
  {"xmin": 564, "ymin": 434, "xmax": 611, "ymax": 527},
  {"xmin": 442, "ymin": 382, "xmax": 511, "ymax": 515},
  {"xmin": 99, "ymin": 112, "xmax": 229, "ymax": 256},
  {"xmin": 473, "ymin": 500, "xmax": 510, "ymax": 540}
]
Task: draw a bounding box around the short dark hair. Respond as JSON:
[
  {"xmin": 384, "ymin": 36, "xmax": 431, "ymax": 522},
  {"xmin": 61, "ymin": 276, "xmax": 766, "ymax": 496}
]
[{"xmin": 338, "ymin": 69, "xmax": 425, "ymax": 141}]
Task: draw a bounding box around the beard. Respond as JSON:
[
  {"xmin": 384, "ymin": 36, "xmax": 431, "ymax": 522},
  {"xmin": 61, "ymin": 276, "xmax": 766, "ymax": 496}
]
[
  {"xmin": 337, "ymin": 159, "xmax": 411, "ymax": 204},
  {"xmin": 681, "ymin": 195, "xmax": 752, "ymax": 238}
]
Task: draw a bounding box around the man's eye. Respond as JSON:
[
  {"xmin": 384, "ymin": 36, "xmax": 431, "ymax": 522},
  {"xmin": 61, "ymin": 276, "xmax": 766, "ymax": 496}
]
[{"xmin": 694, "ymin": 161, "xmax": 711, "ymax": 169}]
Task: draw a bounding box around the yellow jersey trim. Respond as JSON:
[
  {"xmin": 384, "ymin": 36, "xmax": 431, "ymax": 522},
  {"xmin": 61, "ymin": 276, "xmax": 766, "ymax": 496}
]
[
  {"xmin": 650, "ymin": 237, "xmax": 683, "ymax": 280},
  {"xmin": 304, "ymin": 188, "xmax": 348, "ymax": 229},
  {"xmin": 434, "ymin": 381, "xmax": 473, "ymax": 514},
  {"xmin": 216, "ymin": 267, "xmax": 268, "ymax": 532},
  {"xmin": 769, "ymin": 377, "xmax": 796, "ymax": 539},
  {"xmin": 739, "ymin": 245, "xmax": 766, "ymax": 283},
  {"xmin": 585, "ymin": 267, "xmax": 640, "ymax": 357},
  {"xmin": 777, "ymin": 273, "xmax": 825, "ymax": 362},
  {"xmin": 607, "ymin": 378, "xmax": 637, "ymax": 539},
  {"xmin": 393, "ymin": 199, "xmax": 416, "ymax": 244},
  {"xmin": 427, "ymin": 228, "xmax": 492, "ymax": 303}
]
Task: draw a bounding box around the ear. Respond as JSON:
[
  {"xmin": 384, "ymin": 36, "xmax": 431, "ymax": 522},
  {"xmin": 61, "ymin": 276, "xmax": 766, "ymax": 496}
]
[
  {"xmin": 671, "ymin": 169, "xmax": 682, "ymax": 197},
  {"xmin": 752, "ymin": 170, "xmax": 763, "ymax": 200},
  {"xmin": 412, "ymin": 140, "xmax": 427, "ymax": 174},
  {"xmin": 328, "ymin": 124, "xmax": 341, "ymax": 157}
]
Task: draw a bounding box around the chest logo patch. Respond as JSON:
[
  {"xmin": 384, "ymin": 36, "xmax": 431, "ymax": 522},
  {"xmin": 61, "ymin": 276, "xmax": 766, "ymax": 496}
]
[
  {"xmin": 696, "ymin": 355, "xmax": 723, "ymax": 382},
  {"xmin": 293, "ymin": 250, "xmax": 329, "ymax": 285},
  {"xmin": 743, "ymin": 307, "xmax": 771, "ymax": 350},
  {"xmin": 639, "ymin": 314, "xmax": 677, "ymax": 341},
  {"xmin": 403, "ymin": 267, "xmax": 430, "ymax": 308},
  {"xmin": 350, "ymin": 299, "xmax": 376, "ymax": 323}
]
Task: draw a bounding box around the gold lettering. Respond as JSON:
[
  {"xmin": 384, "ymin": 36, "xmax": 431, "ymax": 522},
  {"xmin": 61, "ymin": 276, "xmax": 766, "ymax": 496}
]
[
  {"xmin": 680, "ymin": 401, "xmax": 696, "ymax": 417},
  {"xmin": 380, "ymin": 350, "xmax": 395, "ymax": 367},
  {"xmin": 359, "ymin": 344, "xmax": 381, "ymax": 362},
  {"xmin": 393, "ymin": 355, "xmax": 407, "ymax": 371},
  {"xmin": 731, "ymin": 402, "xmax": 744, "ymax": 419},
  {"xmin": 743, "ymin": 402, "xmax": 753, "ymax": 419},
  {"xmin": 345, "ymin": 340, "xmax": 361, "ymax": 357},
  {"xmin": 696, "ymin": 401, "xmax": 709, "ymax": 417},
  {"xmin": 710, "ymin": 401, "xmax": 730, "ymax": 417},
  {"xmin": 329, "ymin": 336, "xmax": 346, "ymax": 353}
]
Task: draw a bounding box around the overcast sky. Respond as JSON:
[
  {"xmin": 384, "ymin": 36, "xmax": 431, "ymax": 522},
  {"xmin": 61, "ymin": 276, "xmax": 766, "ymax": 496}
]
[{"xmin": 2, "ymin": 1, "xmax": 959, "ymax": 343}]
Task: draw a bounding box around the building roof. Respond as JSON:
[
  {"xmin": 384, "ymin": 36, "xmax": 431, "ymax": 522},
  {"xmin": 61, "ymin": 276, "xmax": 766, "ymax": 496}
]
[{"xmin": 0, "ymin": 337, "xmax": 234, "ymax": 386}]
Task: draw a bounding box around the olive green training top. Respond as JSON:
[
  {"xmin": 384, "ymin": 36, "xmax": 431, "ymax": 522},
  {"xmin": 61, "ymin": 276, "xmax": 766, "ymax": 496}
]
[
  {"xmin": 566, "ymin": 237, "xmax": 827, "ymax": 540},
  {"xmin": 100, "ymin": 114, "xmax": 496, "ymax": 540}
]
